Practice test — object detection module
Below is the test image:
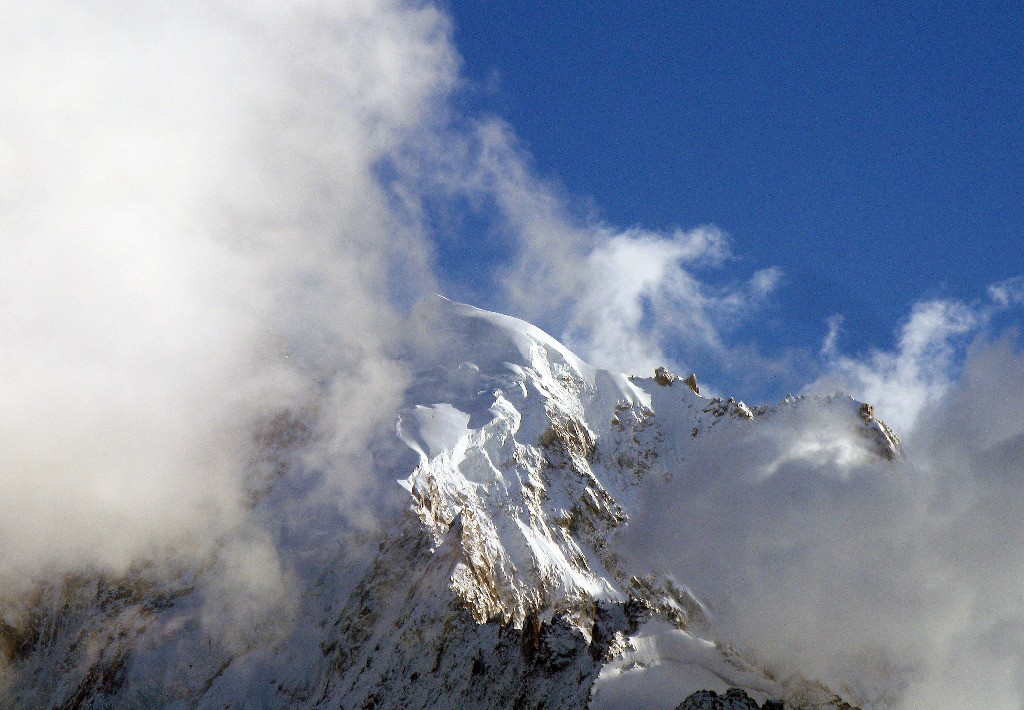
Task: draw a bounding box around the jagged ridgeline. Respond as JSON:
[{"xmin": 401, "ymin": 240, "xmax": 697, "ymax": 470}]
[{"xmin": 2, "ymin": 297, "xmax": 896, "ymax": 708}]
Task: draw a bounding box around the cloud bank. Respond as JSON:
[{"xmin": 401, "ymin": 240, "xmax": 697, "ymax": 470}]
[
  {"xmin": 0, "ymin": 0, "xmax": 456, "ymax": 592},
  {"xmin": 624, "ymin": 318, "xmax": 1024, "ymax": 709}
]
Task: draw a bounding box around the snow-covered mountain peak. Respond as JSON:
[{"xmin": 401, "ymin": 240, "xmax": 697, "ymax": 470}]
[
  {"xmin": 389, "ymin": 300, "xmax": 896, "ymax": 707},
  {"xmin": 2, "ymin": 297, "xmax": 897, "ymax": 709},
  {"xmin": 396, "ymin": 296, "xmax": 656, "ymax": 632}
]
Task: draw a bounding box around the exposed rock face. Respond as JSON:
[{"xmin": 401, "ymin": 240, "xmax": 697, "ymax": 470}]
[
  {"xmin": 654, "ymin": 366, "xmax": 678, "ymax": 386},
  {"xmin": 0, "ymin": 298, "xmax": 882, "ymax": 709},
  {"xmin": 676, "ymin": 687, "xmax": 851, "ymax": 710},
  {"xmin": 313, "ymin": 521, "xmax": 632, "ymax": 710},
  {"xmin": 677, "ymin": 688, "xmax": 765, "ymax": 709},
  {"xmin": 858, "ymin": 401, "xmax": 901, "ymax": 460},
  {"xmin": 684, "ymin": 373, "xmax": 700, "ymax": 395},
  {"xmin": 651, "ymin": 368, "xmax": 699, "ymax": 395}
]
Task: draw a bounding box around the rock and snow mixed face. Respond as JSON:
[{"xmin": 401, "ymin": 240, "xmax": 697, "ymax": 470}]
[
  {"xmin": 395, "ymin": 298, "xmax": 906, "ymax": 707},
  {"xmin": 2, "ymin": 296, "xmax": 906, "ymax": 709}
]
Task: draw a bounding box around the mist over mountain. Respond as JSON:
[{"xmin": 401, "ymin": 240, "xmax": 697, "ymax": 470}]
[
  {"xmin": 0, "ymin": 298, "xmax": 867, "ymax": 708},
  {"xmin": 3, "ymin": 2, "xmax": 1024, "ymax": 708},
  {"xmin": 1, "ymin": 297, "xmax": 1022, "ymax": 709}
]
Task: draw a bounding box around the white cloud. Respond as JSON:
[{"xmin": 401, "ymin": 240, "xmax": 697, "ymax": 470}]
[
  {"xmin": 624, "ymin": 337, "xmax": 1024, "ymax": 708},
  {"xmin": 988, "ymin": 276, "xmax": 1024, "ymax": 308},
  {"xmin": 808, "ymin": 299, "xmax": 978, "ymax": 431},
  {"xmin": 808, "ymin": 281, "xmax": 1024, "ymax": 433},
  {"xmin": 820, "ymin": 314, "xmax": 844, "ymax": 356},
  {"xmin": 560, "ymin": 231, "xmax": 783, "ymax": 376},
  {"xmin": 404, "ymin": 119, "xmax": 785, "ymax": 380},
  {"xmin": 0, "ymin": 0, "xmax": 457, "ymax": 593}
]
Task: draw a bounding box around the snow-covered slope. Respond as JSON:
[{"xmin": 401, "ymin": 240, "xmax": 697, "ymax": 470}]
[{"xmin": 0, "ymin": 297, "xmax": 898, "ymax": 708}]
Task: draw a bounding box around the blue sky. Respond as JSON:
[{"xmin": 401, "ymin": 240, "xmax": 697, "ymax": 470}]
[{"xmin": 440, "ymin": 1, "xmax": 1022, "ymax": 383}]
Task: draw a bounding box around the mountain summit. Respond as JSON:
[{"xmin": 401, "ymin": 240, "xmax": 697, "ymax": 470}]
[{"xmin": 2, "ymin": 297, "xmax": 899, "ymax": 708}]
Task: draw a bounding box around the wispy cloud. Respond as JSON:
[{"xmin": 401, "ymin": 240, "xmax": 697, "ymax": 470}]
[
  {"xmin": 809, "ymin": 278, "xmax": 1024, "ymax": 432},
  {"xmin": 559, "ymin": 230, "xmax": 782, "ymax": 377},
  {"xmin": 397, "ymin": 118, "xmax": 784, "ymax": 380}
]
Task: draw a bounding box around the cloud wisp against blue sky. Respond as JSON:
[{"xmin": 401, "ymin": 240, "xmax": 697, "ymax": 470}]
[{"xmin": 448, "ymin": 0, "xmax": 1024, "ymax": 356}]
